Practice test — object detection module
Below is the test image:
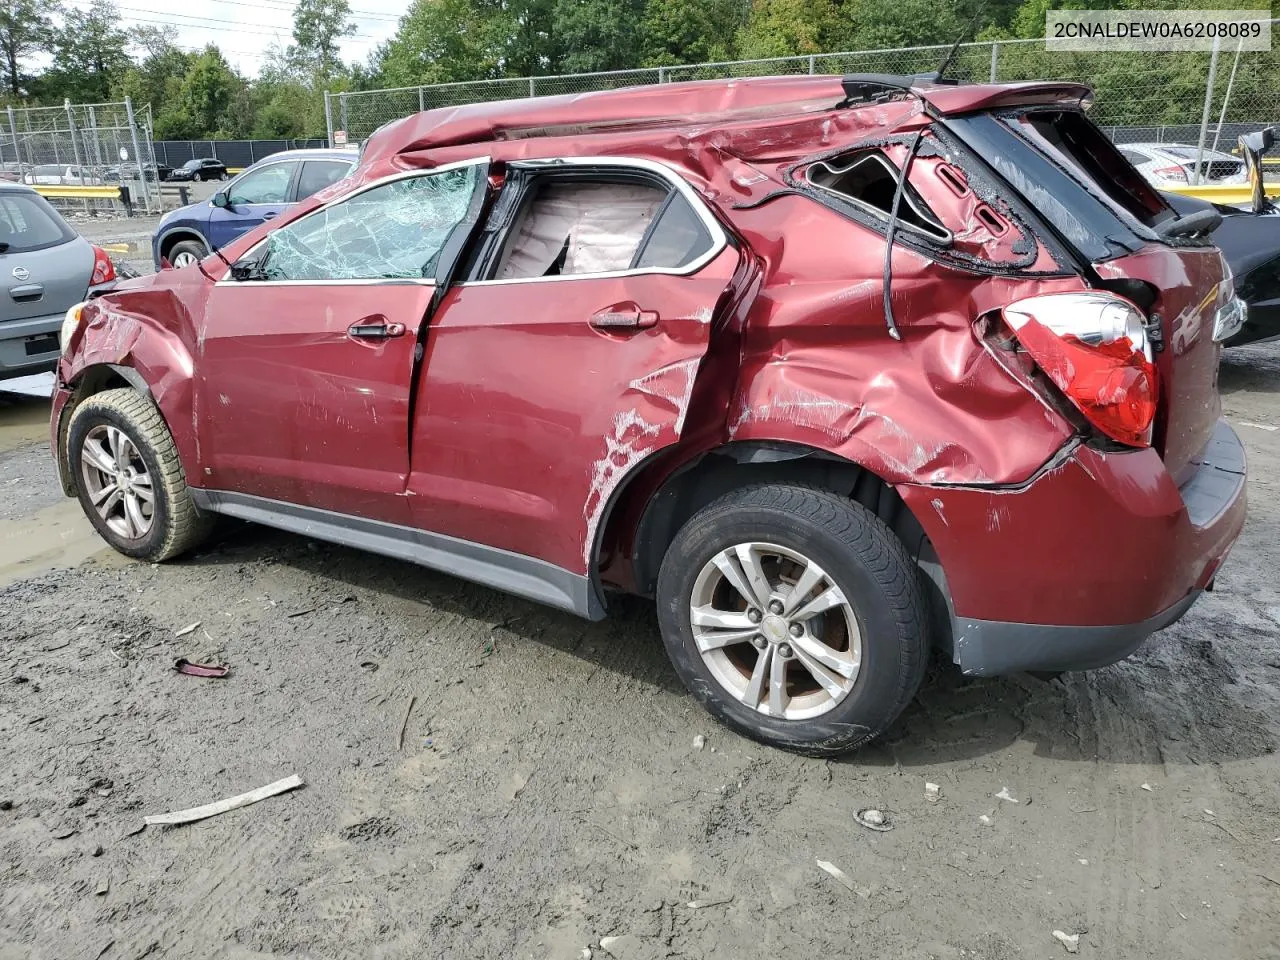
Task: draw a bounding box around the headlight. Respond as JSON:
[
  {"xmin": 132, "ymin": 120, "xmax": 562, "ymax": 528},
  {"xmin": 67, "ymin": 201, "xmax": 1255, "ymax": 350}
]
[{"xmin": 61, "ymin": 302, "xmax": 86, "ymax": 355}]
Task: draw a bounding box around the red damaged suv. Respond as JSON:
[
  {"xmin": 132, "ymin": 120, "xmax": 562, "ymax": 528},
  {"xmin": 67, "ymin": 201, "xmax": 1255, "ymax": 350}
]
[{"xmin": 51, "ymin": 75, "xmax": 1246, "ymax": 754}]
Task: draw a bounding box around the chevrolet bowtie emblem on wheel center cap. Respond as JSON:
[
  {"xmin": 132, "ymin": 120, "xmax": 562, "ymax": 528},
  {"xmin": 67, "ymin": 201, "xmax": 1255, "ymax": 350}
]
[{"xmin": 12, "ymin": 266, "xmax": 29, "ymax": 281}]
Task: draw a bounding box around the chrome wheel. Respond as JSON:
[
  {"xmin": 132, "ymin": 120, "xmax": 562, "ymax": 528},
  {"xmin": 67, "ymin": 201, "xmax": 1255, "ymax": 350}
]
[
  {"xmin": 79, "ymin": 424, "xmax": 155, "ymax": 540},
  {"xmin": 171, "ymin": 250, "xmax": 198, "ymax": 268},
  {"xmin": 689, "ymin": 542, "xmax": 862, "ymax": 720}
]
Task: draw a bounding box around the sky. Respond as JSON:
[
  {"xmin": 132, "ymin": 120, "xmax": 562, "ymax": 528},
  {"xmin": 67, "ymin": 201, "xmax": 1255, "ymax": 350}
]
[{"xmin": 63, "ymin": 0, "xmax": 409, "ymax": 76}]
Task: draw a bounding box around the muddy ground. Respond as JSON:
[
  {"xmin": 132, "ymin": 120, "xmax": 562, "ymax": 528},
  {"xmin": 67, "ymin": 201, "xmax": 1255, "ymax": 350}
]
[{"xmin": 2, "ymin": 347, "xmax": 1279, "ymax": 960}]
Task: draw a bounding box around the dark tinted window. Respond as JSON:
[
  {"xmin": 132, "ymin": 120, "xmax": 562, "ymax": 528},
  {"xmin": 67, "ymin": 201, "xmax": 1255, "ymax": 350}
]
[
  {"xmin": 1119, "ymin": 149, "xmax": 1147, "ymax": 164},
  {"xmin": 182, "ymin": 160, "xmax": 202, "ymax": 170},
  {"xmin": 0, "ymin": 192, "xmax": 76, "ymax": 252},
  {"xmin": 296, "ymin": 160, "xmax": 352, "ymax": 200},
  {"xmin": 634, "ymin": 193, "xmax": 714, "ymax": 269}
]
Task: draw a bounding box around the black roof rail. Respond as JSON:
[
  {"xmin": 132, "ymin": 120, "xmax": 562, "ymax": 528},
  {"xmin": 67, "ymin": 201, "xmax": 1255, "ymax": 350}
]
[{"xmin": 838, "ymin": 72, "xmax": 959, "ymax": 107}]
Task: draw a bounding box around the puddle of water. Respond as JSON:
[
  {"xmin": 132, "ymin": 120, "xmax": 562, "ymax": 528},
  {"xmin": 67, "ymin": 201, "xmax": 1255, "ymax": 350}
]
[
  {"xmin": 0, "ymin": 393, "xmax": 52, "ymax": 453},
  {"xmin": 0, "ymin": 498, "xmax": 128, "ymax": 587}
]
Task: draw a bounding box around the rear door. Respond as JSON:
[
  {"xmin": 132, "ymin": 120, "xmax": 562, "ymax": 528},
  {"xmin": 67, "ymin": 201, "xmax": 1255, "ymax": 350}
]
[
  {"xmin": 0, "ymin": 191, "xmax": 90, "ymax": 323},
  {"xmin": 406, "ymin": 159, "xmax": 739, "ymax": 574},
  {"xmin": 196, "ymin": 160, "xmax": 489, "ymax": 524},
  {"xmin": 207, "ymin": 160, "xmax": 299, "ymax": 250}
]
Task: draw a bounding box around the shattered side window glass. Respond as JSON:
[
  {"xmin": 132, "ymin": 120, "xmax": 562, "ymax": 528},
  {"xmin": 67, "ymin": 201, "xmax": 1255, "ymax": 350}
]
[{"xmin": 260, "ymin": 165, "xmax": 479, "ymax": 282}]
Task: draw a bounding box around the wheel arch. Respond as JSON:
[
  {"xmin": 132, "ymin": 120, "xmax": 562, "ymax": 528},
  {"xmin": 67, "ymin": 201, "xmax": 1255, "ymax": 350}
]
[
  {"xmin": 594, "ymin": 439, "xmax": 955, "ymax": 654},
  {"xmin": 156, "ymin": 226, "xmax": 210, "ymax": 262},
  {"xmin": 55, "ymin": 364, "xmax": 156, "ymax": 497}
]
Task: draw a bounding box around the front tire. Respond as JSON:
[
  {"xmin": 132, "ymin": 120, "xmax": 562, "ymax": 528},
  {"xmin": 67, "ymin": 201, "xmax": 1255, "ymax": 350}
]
[
  {"xmin": 67, "ymin": 388, "xmax": 213, "ymax": 562},
  {"xmin": 168, "ymin": 239, "xmax": 208, "ymax": 269},
  {"xmin": 656, "ymin": 484, "xmax": 929, "ymax": 756}
]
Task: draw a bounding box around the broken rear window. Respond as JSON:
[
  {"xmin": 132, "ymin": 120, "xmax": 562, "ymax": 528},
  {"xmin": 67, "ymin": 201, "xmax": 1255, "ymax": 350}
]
[{"xmin": 806, "ymin": 151, "xmax": 950, "ymax": 244}]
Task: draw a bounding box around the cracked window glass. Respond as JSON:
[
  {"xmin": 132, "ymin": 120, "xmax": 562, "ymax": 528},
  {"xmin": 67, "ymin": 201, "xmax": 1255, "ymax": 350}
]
[
  {"xmin": 259, "ymin": 165, "xmax": 479, "ymax": 282},
  {"xmin": 228, "ymin": 163, "xmax": 296, "ymax": 205}
]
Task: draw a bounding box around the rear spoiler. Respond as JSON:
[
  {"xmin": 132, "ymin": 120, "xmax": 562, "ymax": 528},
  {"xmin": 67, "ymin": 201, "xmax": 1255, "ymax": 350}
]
[{"xmin": 838, "ymin": 74, "xmax": 1094, "ymax": 117}]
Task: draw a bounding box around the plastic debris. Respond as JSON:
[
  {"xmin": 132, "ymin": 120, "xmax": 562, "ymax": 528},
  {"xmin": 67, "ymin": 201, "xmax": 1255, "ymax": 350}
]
[
  {"xmin": 855, "ymin": 808, "xmax": 893, "ymax": 832},
  {"xmin": 816, "ymin": 859, "xmax": 856, "ymax": 891},
  {"xmin": 174, "ymin": 622, "xmax": 200, "ymax": 637},
  {"xmin": 580, "ymin": 949, "xmax": 592, "ymax": 960},
  {"xmin": 693, "ymin": 734, "xmax": 705, "ymax": 750},
  {"xmin": 979, "ymin": 814, "xmax": 993, "ymax": 826},
  {"xmin": 1140, "ymin": 783, "xmax": 1153, "ymax": 792},
  {"xmin": 143, "ymin": 774, "xmax": 304, "ymax": 826},
  {"xmin": 95, "ymin": 874, "xmax": 110, "ymax": 896},
  {"xmin": 1052, "ymin": 930, "xmax": 1080, "ymax": 953},
  {"xmin": 685, "ymin": 897, "xmax": 733, "ymax": 909},
  {"xmin": 924, "ymin": 782, "xmax": 942, "ymax": 804},
  {"xmin": 598, "ymin": 935, "xmax": 641, "ymax": 956},
  {"xmin": 173, "ymin": 659, "xmax": 229, "ymax": 679},
  {"xmin": 995, "ymin": 787, "xmax": 1020, "ymax": 804}
]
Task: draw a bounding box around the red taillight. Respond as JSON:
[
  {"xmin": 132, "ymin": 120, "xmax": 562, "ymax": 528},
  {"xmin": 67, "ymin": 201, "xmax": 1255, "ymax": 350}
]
[
  {"xmin": 1002, "ymin": 293, "xmax": 1158, "ymax": 448},
  {"xmin": 90, "ymin": 245, "xmax": 116, "ymax": 285},
  {"xmin": 1153, "ymin": 164, "xmax": 1188, "ymax": 182}
]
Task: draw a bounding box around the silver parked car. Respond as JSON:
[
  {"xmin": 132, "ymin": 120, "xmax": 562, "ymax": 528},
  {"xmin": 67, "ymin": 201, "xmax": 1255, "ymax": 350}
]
[
  {"xmin": 0, "ymin": 183, "xmax": 118, "ymax": 379},
  {"xmin": 1117, "ymin": 142, "xmax": 1247, "ymax": 188}
]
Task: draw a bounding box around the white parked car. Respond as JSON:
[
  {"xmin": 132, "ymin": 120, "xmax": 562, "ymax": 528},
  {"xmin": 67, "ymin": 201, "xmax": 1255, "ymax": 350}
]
[
  {"xmin": 21, "ymin": 165, "xmax": 103, "ymax": 186},
  {"xmin": 1117, "ymin": 143, "xmax": 1247, "ymax": 187}
]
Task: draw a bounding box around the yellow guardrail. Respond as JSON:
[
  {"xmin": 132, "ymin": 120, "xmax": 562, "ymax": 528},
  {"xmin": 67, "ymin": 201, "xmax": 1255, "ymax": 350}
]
[
  {"xmin": 31, "ymin": 184, "xmax": 124, "ymax": 200},
  {"xmin": 1163, "ymin": 181, "xmax": 1280, "ymax": 204}
]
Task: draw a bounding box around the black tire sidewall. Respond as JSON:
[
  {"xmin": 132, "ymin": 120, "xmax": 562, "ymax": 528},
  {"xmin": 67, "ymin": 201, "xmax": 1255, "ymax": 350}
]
[
  {"xmin": 657, "ymin": 498, "xmax": 923, "ymax": 754},
  {"xmin": 171, "ymin": 240, "xmax": 208, "ymax": 263},
  {"xmin": 68, "ymin": 403, "xmax": 172, "ymax": 560}
]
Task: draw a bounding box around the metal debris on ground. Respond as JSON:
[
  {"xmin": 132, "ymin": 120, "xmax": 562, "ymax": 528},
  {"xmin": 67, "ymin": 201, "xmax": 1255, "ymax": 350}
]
[
  {"xmin": 693, "ymin": 734, "xmax": 705, "ymax": 750},
  {"xmin": 174, "ymin": 623, "xmax": 200, "ymax": 638},
  {"xmin": 685, "ymin": 897, "xmax": 733, "ymax": 909},
  {"xmin": 142, "ymin": 774, "xmax": 304, "ymax": 827},
  {"xmin": 995, "ymin": 787, "xmax": 1020, "ymax": 803},
  {"xmin": 855, "ymin": 808, "xmax": 892, "ymax": 831},
  {"xmin": 1141, "ymin": 783, "xmax": 1154, "ymax": 791},
  {"xmin": 925, "ymin": 782, "xmax": 942, "ymax": 803},
  {"xmin": 173, "ymin": 659, "xmax": 229, "ymax": 679},
  {"xmin": 979, "ymin": 814, "xmax": 994, "ymax": 825},
  {"xmin": 1051, "ymin": 930, "xmax": 1080, "ymax": 953},
  {"xmin": 816, "ymin": 858, "xmax": 856, "ymax": 891}
]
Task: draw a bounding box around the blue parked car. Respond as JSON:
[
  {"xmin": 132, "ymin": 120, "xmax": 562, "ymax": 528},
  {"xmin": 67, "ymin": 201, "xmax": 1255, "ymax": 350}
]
[{"xmin": 152, "ymin": 148, "xmax": 357, "ymax": 269}]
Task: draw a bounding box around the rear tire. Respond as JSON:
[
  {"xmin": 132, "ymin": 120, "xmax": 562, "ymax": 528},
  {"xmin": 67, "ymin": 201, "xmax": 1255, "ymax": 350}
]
[
  {"xmin": 67, "ymin": 388, "xmax": 213, "ymax": 562},
  {"xmin": 656, "ymin": 484, "xmax": 929, "ymax": 756},
  {"xmin": 168, "ymin": 239, "xmax": 207, "ymax": 268}
]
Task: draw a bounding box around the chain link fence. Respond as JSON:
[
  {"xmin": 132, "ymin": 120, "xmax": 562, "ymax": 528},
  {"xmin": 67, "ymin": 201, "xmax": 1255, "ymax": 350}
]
[
  {"xmin": 329, "ymin": 23, "xmax": 1278, "ymax": 151},
  {"xmin": 152, "ymin": 139, "xmax": 329, "ymax": 170},
  {"xmin": 0, "ymin": 99, "xmax": 160, "ymax": 215}
]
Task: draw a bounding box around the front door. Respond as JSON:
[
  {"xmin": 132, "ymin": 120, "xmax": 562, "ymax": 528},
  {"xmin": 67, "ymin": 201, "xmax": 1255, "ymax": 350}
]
[
  {"xmin": 407, "ymin": 161, "xmax": 740, "ymax": 574},
  {"xmin": 206, "ymin": 160, "xmax": 299, "ymax": 252},
  {"xmin": 196, "ymin": 160, "xmax": 489, "ymax": 525}
]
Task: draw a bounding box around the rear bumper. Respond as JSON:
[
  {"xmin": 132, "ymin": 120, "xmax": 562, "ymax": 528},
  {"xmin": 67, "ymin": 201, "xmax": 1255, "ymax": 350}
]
[
  {"xmin": 0, "ymin": 313, "xmax": 62, "ymax": 375},
  {"xmin": 902, "ymin": 419, "xmax": 1246, "ymax": 676}
]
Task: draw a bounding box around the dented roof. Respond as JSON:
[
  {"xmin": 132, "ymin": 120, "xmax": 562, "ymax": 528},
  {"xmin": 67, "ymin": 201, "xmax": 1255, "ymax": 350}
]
[{"xmin": 359, "ymin": 76, "xmax": 1094, "ymax": 168}]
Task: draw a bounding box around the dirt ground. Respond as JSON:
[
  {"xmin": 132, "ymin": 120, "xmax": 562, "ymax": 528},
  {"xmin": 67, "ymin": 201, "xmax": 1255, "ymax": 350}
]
[{"xmin": 2, "ymin": 346, "xmax": 1279, "ymax": 960}]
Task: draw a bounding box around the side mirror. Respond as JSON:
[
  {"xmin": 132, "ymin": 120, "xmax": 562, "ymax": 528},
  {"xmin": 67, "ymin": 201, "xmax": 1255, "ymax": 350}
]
[{"xmin": 212, "ymin": 191, "xmax": 230, "ymax": 209}]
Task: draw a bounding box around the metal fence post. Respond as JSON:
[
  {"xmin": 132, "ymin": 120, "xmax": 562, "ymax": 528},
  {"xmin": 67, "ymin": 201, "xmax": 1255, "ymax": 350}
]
[
  {"xmin": 528, "ymin": 77, "xmax": 535, "ymax": 97},
  {"xmin": 5, "ymin": 105, "xmax": 16, "ymax": 174},
  {"xmin": 65, "ymin": 100, "xmax": 87, "ymax": 195},
  {"xmin": 1192, "ymin": 36, "xmax": 1221, "ymax": 186},
  {"xmin": 323, "ymin": 90, "xmax": 334, "ymax": 146},
  {"xmin": 1210, "ymin": 38, "xmax": 1244, "ymax": 154},
  {"xmin": 419, "ymin": 86, "xmax": 425, "ymax": 111},
  {"xmin": 989, "ymin": 43, "xmax": 999, "ymax": 82},
  {"xmin": 809, "ymin": 55, "xmax": 816, "ymax": 74},
  {"xmin": 340, "ymin": 94, "xmax": 348, "ymax": 138},
  {"xmin": 124, "ymin": 97, "xmax": 150, "ymax": 214}
]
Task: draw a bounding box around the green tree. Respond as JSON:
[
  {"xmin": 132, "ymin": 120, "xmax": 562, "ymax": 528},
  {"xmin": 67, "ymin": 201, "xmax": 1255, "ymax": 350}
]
[
  {"xmin": 113, "ymin": 26, "xmax": 193, "ymax": 117},
  {"xmin": 0, "ymin": 0, "xmax": 56, "ymax": 98},
  {"xmin": 735, "ymin": 0, "xmax": 834, "ymax": 59},
  {"xmin": 638, "ymin": 0, "xmax": 742, "ymax": 66},
  {"xmin": 374, "ymin": 0, "xmax": 507, "ymax": 85},
  {"xmin": 553, "ymin": 0, "xmax": 645, "ymax": 72},
  {"xmin": 155, "ymin": 46, "xmax": 243, "ymax": 139},
  {"xmin": 292, "ymin": 0, "xmax": 356, "ymax": 77},
  {"xmin": 39, "ymin": 0, "xmax": 130, "ymax": 103}
]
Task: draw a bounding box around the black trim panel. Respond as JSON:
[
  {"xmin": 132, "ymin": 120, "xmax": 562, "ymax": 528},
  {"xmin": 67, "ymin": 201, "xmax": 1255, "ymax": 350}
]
[
  {"xmin": 190, "ymin": 489, "xmax": 606, "ymax": 620},
  {"xmin": 953, "ymin": 590, "xmax": 1200, "ymax": 677}
]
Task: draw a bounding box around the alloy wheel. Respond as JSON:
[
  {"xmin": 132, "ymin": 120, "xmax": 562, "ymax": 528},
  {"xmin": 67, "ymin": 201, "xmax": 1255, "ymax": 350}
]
[
  {"xmin": 689, "ymin": 542, "xmax": 862, "ymax": 721},
  {"xmin": 171, "ymin": 250, "xmax": 198, "ymax": 268},
  {"xmin": 79, "ymin": 424, "xmax": 155, "ymax": 540}
]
